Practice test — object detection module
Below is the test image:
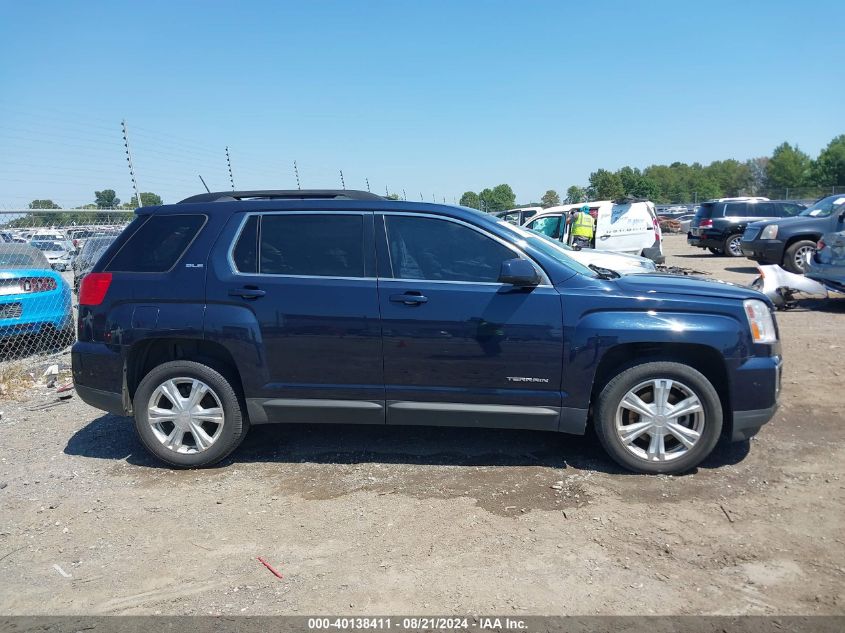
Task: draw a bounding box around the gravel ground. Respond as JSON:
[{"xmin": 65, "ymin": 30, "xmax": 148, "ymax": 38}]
[{"xmin": 0, "ymin": 233, "xmax": 843, "ymax": 616}]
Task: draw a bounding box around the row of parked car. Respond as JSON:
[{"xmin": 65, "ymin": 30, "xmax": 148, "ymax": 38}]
[{"xmin": 686, "ymin": 195, "xmax": 845, "ymax": 274}]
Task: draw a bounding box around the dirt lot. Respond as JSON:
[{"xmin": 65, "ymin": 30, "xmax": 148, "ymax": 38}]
[{"xmin": 0, "ymin": 233, "xmax": 843, "ymax": 616}]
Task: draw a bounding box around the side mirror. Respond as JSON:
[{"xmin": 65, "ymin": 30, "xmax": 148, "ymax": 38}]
[{"xmin": 499, "ymin": 258, "xmax": 540, "ymax": 287}]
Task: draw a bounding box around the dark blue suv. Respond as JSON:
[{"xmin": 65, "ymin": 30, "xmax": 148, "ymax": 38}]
[{"xmin": 72, "ymin": 190, "xmax": 782, "ymax": 474}]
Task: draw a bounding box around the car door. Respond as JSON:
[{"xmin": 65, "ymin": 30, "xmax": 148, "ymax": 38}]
[
  {"xmin": 207, "ymin": 211, "xmax": 384, "ymax": 424},
  {"xmin": 376, "ymin": 213, "xmax": 564, "ymax": 431}
]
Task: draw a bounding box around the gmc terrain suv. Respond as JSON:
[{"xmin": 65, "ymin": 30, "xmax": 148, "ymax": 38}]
[
  {"xmin": 688, "ymin": 198, "xmax": 805, "ymax": 257},
  {"xmin": 72, "ymin": 190, "xmax": 783, "ymax": 474}
]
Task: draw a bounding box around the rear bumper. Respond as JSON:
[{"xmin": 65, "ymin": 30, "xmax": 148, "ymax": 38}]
[
  {"xmin": 72, "ymin": 341, "xmax": 128, "ymax": 414},
  {"xmin": 641, "ymin": 246, "xmax": 665, "ymax": 264},
  {"xmin": 740, "ymin": 239, "xmax": 784, "ymax": 264},
  {"xmin": 75, "ymin": 383, "xmax": 127, "ymax": 416}
]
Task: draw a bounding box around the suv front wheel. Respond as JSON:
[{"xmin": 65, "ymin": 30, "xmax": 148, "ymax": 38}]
[
  {"xmin": 133, "ymin": 360, "xmax": 248, "ymax": 468},
  {"xmin": 594, "ymin": 362, "xmax": 723, "ymax": 474}
]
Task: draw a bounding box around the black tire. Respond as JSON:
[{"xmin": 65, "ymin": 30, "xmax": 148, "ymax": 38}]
[
  {"xmin": 723, "ymin": 233, "xmax": 743, "ymax": 257},
  {"xmin": 593, "ymin": 361, "xmax": 723, "ymax": 474},
  {"xmin": 133, "ymin": 360, "xmax": 248, "ymax": 468},
  {"xmin": 783, "ymin": 240, "xmax": 815, "ymax": 274},
  {"xmin": 707, "ymin": 247, "xmax": 722, "ymax": 255}
]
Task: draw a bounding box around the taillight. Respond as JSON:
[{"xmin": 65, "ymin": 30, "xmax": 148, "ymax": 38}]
[
  {"xmin": 652, "ymin": 218, "xmax": 661, "ymax": 241},
  {"xmin": 79, "ymin": 272, "xmax": 112, "ymax": 306},
  {"xmin": 699, "ymin": 219, "xmax": 713, "ymax": 229},
  {"xmin": 20, "ymin": 277, "xmax": 57, "ymax": 293}
]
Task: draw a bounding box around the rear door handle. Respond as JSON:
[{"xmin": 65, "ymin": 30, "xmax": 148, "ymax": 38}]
[
  {"xmin": 390, "ymin": 292, "xmax": 428, "ymax": 305},
  {"xmin": 229, "ymin": 287, "xmax": 266, "ymax": 299}
]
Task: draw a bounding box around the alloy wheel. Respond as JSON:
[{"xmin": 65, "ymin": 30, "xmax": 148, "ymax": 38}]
[
  {"xmin": 615, "ymin": 378, "xmax": 706, "ymax": 462},
  {"xmin": 793, "ymin": 245, "xmax": 814, "ymax": 272},
  {"xmin": 146, "ymin": 378, "xmax": 225, "ymax": 454},
  {"xmin": 728, "ymin": 236, "xmax": 742, "ymax": 256}
]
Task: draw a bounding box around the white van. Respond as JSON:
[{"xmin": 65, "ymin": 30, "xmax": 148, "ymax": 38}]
[{"xmin": 523, "ymin": 200, "xmax": 664, "ymax": 263}]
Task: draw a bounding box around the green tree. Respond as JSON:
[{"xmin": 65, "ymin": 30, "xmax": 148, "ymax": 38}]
[
  {"xmin": 706, "ymin": 159, "xmax": 751, "ymax": 197},
  {"xmin": 540, "ymin": 189, "xmax": 561, "ymax": 207},
  {"xmin": 128, "ymin": 192, "xmax": 163, "ymax": 207},
  {"xmin": 746, "ymin": 157, "xmax": 768, "ymax": 195},
  {"xmin": 588, "ymin": 169, "xmax": 624, "ymax": 200},
  {"xmin": 28, "ymin": 199, "xmax": 61, "ymax": 209},
  {"xmin": 565, "ymin": 185, "xmax": 586, "ymax": 203},
  {"xmin": 385, "ymin": 192, "xmax": 401, "ymax": 200},
  {"xmin": 459, "ymin": 191, "xmax": 480, "ymax": 209},
  {"xmin": 478, "ymin": 184, "xmax": 515, "ymax": 212},
  {"xmin": 94, "ymin": 189, "xmax": 120, "ymax": 209},
  {"xmin": 765, "ymin": 142, "xmax": 811, "ymax": 191},
  {"xmin": 811, "ymin": 134, "xmax": 845, "ymax": 186}
]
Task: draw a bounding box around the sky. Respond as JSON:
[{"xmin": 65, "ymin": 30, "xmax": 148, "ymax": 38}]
[{"xmin": 1, "ymin": 0, "xmax": 843, "ymax": 209}]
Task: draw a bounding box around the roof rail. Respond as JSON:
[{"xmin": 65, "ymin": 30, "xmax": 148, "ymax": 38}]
[{"xmin": 179, "ymin": 189, "xmax": 384, "ymax": 204}]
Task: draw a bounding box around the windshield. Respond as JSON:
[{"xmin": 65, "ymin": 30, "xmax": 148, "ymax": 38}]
[
  {"xmin": 494, "ymin": 220, "xmax": 597, "ymax": 277},
  {"xmin": 800, "ymin": 195, "xmax": 845, "ymax": 218}
]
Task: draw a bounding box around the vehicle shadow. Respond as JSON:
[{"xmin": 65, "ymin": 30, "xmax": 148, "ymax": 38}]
[
  {"xmin": 791, "ymin": 297, "xmax": 845, "ymax": 313},
  {"xmin": 65, "ymin": 413, "xmax": 750, "ymax": 475},
  {"xmin": 725, "ymin": 266, "xmax": 759, "ymax": 274}
]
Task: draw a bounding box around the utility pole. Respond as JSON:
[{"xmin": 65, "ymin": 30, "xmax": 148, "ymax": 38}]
[
  {"xmin": 121, "ymin": 119, "xmax": 142, "ymax": 208},
  {"xmin": 293, "ymin": 161, "xmax": 301, "ymax": 189},
  {"xmin": 226, "ymin": 147, "xmax": 235, "ymax": 191},
  {"xmin": 340, "ymin": 170, "xmax": 346, "ymax": 189}
]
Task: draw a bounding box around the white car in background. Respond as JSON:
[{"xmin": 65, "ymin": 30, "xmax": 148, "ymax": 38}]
[
  {"xmin": 501, "ymin": 222, "xmax": 656, "ymax": 275},
  {"xmin": 525, "ymin": 200, "xmax": 664, "ymax": 263}
]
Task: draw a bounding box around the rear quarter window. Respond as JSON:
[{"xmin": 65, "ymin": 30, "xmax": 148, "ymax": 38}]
[{"xmin": 105, "ymin": 214, "xmax": 206, "ymax": 273}]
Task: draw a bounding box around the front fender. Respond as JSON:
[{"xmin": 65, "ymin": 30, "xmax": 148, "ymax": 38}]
[{"xmin": 561, "ymin": 309, "xmax": 748, "ymax": 410}]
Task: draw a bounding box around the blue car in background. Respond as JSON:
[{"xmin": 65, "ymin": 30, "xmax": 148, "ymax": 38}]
[{"xmin": 0, "ymin": 244, "xmax": 74, "ymax": 351}]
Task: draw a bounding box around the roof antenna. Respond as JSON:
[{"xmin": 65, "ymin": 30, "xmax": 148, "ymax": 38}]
[
  {"xmin": 402, "ymin": 189, "xmax": 407, "ymax": 201},
  {"xmin": 365, "ymin": 177, "xmax": 371, "ymax": 192},
  {"xmin": 225, "ymin": 146, "xmax": 235, "ymax": 191},
  {"xmin": 198, "ymin": 174, "xmax": 211, "ymax": 193},
  {"xmin": 293, "ymin": 160, "xmax": 301, "ymax": 190},
  {"xmin": 339, "ymin": 170, "xmax": 346, "ymax": 190},
  {"xmin": 121, "ymin": 119, "xmax": 142, "ymax": 208}
]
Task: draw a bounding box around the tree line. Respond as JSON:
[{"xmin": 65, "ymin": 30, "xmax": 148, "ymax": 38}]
[
  {"xmin": 460, "ymin": 134, "xmax": 845, "ymax": 211},
  {"xmin": 10, "ymin": 190, "xmax": 164, "ymax": 227}
]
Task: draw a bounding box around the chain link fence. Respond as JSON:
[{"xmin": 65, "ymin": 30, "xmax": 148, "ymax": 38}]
[{"xmin": 0, "ymin": 210, "xmax": 133, "ymax": 374}]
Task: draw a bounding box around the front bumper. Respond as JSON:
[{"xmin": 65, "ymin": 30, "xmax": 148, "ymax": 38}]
[
  {"xmin": 732, "ymin": 404, "xmax": 778, "ymax": 441},
  {"xmin": 729, "ymin": 354, "xmax": 782, "ymax": 441},
  {"xmin": 740, "ymin": 239, "xmax": 784, "ymax": 264}
]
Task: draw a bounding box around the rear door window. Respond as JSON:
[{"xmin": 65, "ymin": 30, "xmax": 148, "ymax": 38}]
[
  {"xmin": 258, "ymin": 214, "xmax": 365, "ymax": 277},
  {"xmin": 724, "ymin": 202, "xmax": 748, "ymax": 217},
  {"xmin": 106, "ymin": 214, "xmax": 206, "ymax": 273}
]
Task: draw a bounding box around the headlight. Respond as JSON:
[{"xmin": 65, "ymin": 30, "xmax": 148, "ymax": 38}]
[
  {"xmin": 744, "ymin": 299, "xmax": 777, "ymax": 343},
  {"xmin": 760, "ymin": 225, "xmax": 778, "ymax": 239}
]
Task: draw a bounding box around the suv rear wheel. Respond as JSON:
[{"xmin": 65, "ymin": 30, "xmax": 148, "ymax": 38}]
[
  {"xmin": 783, "ymin": 240, "xmax": 815, "ymax": 274},
  {"xmin": 723, "ymin": 233, "xmax": 743, "ymax": 257},
  {"xmin": 594, "ymin": 362, "xmax": 723, "ymax": 474},
  {"xmin": 133, "ymin": 360, "xmax": 248, "ymax": 468}
]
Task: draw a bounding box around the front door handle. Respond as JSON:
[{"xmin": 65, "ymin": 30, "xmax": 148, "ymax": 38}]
[
  {"xmin": 229, "ymin": 287, "xmax": 266, "ymax": 299},
  {"xmin": 390, "ymin": 292, "xmax": 428, "ymax": 305},
  {"xmin": 599, "ymin": 234, "xmax": 610, "ymax": 239}
]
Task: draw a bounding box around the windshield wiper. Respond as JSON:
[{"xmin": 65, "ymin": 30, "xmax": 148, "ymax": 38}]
[{"xmin": 588, "ymin": 263, "xmax": 621, "ymax": 280}]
